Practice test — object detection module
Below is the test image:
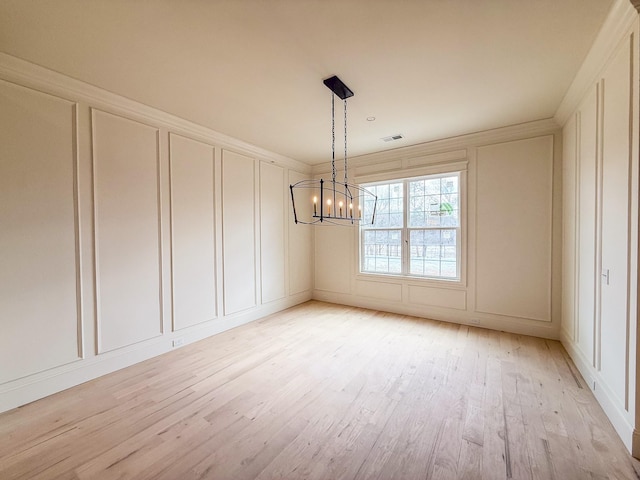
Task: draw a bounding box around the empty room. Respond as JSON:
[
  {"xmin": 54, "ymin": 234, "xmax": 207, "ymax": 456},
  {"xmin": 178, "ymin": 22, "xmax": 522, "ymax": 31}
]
[{"xmin": 1, "ymin": 0, "xmax": 640, "ymax": 478}]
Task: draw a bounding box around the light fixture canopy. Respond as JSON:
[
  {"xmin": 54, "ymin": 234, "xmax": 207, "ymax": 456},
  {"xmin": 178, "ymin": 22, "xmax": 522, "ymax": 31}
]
[{"xmin": 289, "ymin": 75, "xmax": 377, "ymax": 225}]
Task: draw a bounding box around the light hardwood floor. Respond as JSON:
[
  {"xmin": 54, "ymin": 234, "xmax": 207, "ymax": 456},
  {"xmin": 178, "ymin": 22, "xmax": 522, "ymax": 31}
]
[{"xmin": 1, "ymin": 301, "xmax": 639, "ymax": 479}]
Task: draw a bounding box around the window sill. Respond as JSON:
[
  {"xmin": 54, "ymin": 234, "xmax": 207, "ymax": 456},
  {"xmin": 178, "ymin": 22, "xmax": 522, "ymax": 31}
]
[{"xmin": 355, "ymin": 272, "xmax": 465, "ymax": 289}]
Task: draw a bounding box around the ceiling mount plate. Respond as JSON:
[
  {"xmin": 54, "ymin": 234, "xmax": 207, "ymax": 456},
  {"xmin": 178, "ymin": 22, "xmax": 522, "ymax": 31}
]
[{"xmin": 323, "ymin": 75, "xmax": 354, "ymax": 100}]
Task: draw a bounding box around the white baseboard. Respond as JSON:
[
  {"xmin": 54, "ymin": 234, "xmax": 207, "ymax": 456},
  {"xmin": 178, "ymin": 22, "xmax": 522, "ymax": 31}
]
[
  {"xmin": 0, "ymin": 292, "xmax": 311, "ymax": 414},
  {"xmin": 313, "ymin": 290, "xmax": 559, "ymax": 340},
  {"xmin": 560, "ymin": 330, "xmax": 634, "ymax": 453}
]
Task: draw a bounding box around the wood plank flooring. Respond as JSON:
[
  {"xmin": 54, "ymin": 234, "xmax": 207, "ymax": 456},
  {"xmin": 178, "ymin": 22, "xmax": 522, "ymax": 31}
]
[{"xmin": 1, "ymin": 301, "xmax": 639, "ymax": 479}]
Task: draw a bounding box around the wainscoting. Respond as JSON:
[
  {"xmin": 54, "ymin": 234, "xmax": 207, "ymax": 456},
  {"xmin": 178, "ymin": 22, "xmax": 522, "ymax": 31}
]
[
  {"xmin": 559, "ymin": 9, "xmax": 639, "ymax": 454},
  {"xmin": 0, "ymin": 52, "xmax": 312, "ymax": 414}
]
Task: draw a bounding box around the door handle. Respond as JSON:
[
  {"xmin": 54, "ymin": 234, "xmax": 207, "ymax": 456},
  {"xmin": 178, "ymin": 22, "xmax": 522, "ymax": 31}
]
[{"xmin": 601, "ymin": 269, "xmax": 610, "ymax": 285}]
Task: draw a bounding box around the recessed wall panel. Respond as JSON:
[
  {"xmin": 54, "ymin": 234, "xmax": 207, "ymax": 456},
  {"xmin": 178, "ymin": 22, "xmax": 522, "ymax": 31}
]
[
  {"xmin": 599, "ymin": 41, "xmax": 632, "ymax": 403},
  {"xmin": 314, "ymin": 225, "xmax": 352, "ymax": 294},
  {"xmin": 170, "ymin": 134, "xmax": 216, "ymax": 330},
  {"xmin": 92, "ymin": 110, "xmax": 162, "ymax": 353},
  {"xmin": 260, "ymin": 163, "xmax": 286, "ymax": 303},
  {"xmin": 561, "ymin": 113, "xmax": 577, "ymax": 342},
  {"xmin": 222, "ymin": 150, "xmax": 257, "ymax": 315},
  {"xmin": 408, "ymin": 285, "xmax": 466, "ymax": 310},
  {"xmin": 475, "ymin": 136, "xmax": 553, "ymax": 321},
  {"xmin": 0, "ymin": 80, "xmax": 80, "ymax": 383},
  {"xmin": 577, "ymin": 88, "xmax": 598, "ymax": 364},
  {"xmin": 288, "ymin": 171, "xmax": 312, "ymax": 295},
  {"xmin": 356, "ymin": 280, "xmax": 403, "ymax": 302}
]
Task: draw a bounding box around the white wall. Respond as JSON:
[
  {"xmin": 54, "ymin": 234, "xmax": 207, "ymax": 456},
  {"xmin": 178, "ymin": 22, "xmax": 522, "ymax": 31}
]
[
  {"xmin": 0, "ymin": 53, "xmax": 312, "ymax": 413},
  {"xmin": 313, "ymin": 122, "xmax": 563, "ymax": 340},
  {"xmin": 558, "ymin": 0, "xmax": 639, "ymax": 455}
]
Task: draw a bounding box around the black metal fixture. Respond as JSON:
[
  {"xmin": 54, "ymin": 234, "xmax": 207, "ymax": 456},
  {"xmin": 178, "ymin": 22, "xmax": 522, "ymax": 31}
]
[{"xmin": 289, "ymin": 75, "xmax": 377, "ymax": 225}]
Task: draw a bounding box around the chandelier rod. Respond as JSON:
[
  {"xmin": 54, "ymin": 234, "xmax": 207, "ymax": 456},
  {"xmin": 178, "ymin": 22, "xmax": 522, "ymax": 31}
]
[{"xmin": 344, "ymin": 98, "xmax": 349, "ymax": 201}]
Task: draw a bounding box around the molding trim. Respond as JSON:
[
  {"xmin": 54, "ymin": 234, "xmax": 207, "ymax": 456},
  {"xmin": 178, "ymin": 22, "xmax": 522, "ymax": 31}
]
[
  {"xmin": 0, "ymin": 52, "xmax": 311, "ymax": 174},
  {"xmin": 90, "ymin": 108, "xmax": 164, "ymax": 354},
  {"xmin": 71, "ymin": 101, "xmax": 85, "ymax": 360},
  {"xmin": 168, "ymin": 133, "xmax": 219, "ymax": 332},
  {"xmin": 555, "ymin": 0, "xmax": 637, "ymax": 126},
  {"xmin": 312, "ymin": 118, "xmax": 558, "ymax": 175}
]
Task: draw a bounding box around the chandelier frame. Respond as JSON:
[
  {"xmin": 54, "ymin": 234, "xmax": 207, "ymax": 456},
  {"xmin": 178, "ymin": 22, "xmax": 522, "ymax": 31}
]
[{"xmin": 289, "ymin": 75, "xmax": 378, "ymax": 226}]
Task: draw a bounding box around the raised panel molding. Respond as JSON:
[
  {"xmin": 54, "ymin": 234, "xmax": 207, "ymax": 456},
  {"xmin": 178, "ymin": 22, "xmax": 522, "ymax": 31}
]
[
  {"xmin": 407, "ymin": 285, "xmax": 466, "ymax": 310},
  {"xmin": 561, "ymin": 112, "xmax": 578, "ymax": 343},
  {"xmin": 169, "ymin": 133, "xmax": 217, "ymax": 330},
  {"xmin": 405, "ymin": 149, "xmax": 467, "ymax": 168},
  {"xmin": 354, "ymin": 160, "xmax": 403, "ymax": 177},
  {"xmin": 475, "ymin": 136, "xmax": 554, "ymax": 322},
  {"xmin": 92, "ymin": 109, "xmax": 163, "ymax": 353},
  {"xmin": 576, "ymin": 87, "xmax": 598, "ymax": 367},
  {"xmin": 597, "ymin": 35, "xmax": 633, "ymax": 408},
  {"xmin": 355, "ymin": 280, "xmax": 403, "ymax": 302},
  {"xmin": 288, "ymin": 170, "xmax": 313, "ymax": 295},
  {"xmin": 222, "ymin": 150, "xmax": 257, "ymax": 315},
  {"xmin": 260, "ymin": 162, "xmax": 286, "ymax": 304},
  {"xmin": 314, "ymin": 224, "xmax": 353, "ymax": 294},
  {"xmin": 0, "ymin": 79, "xmax": 82, "ymax": 384}
]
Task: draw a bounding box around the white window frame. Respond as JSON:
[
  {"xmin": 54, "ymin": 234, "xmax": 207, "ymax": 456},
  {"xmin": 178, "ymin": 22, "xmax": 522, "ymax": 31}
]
[{"xmin": 356, "ymin": 166, "xmax": 466, "ymax": 286}]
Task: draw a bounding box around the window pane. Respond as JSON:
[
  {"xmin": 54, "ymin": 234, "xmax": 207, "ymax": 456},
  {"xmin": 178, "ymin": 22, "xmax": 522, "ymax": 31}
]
[
  {"xmin": 442, "ymin": 176, "xmax": 458, "ymax": 194},
  {"xmin": 364, "ymin": 182, "xmax": 403, "ymax": 229},
  {"xmin": 409, "ymin": 211, "xmax": 425, "ymax": 227},
  {"xmin": 409, "ymin": 175, "xmax": 459, "ymax": 229},
  {"xmin": 409, "ymin": 228, "xmax": 458, "ymax": 278},
  {"xmin": 361, "ymin": 229, "xmax": 402, "ymax": 274}
]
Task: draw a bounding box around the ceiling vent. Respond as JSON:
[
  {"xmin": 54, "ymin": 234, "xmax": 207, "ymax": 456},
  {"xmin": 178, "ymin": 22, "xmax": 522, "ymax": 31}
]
[{"xmin": 382, "ymin": 134, "xmax": 404, "ymax": 142}]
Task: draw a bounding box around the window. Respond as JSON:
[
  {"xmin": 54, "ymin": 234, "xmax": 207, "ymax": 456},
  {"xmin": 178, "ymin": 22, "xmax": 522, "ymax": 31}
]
[{"xmin": 360, "ymin": 172, "xmax": 462, "ymax": 280}]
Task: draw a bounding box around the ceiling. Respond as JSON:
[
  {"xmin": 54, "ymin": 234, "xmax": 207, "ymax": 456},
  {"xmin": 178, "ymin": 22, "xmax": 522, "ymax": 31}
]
[{"xmin": 0, "ymin": 0, "xmax": 614, "ymax": 165}]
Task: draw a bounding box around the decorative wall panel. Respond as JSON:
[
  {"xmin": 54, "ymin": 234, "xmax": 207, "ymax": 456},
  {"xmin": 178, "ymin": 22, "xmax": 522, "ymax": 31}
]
[
  {"xmin": 577, "ymin": 88, "xmax": 598, "ymax": 364},
  {"xmin": 260, "ymin": 162, "xmax": 286, "ymax": 303},
  {"xmin": 222, "ymin": 150, "xmax": 257, "ymax": 315},
  {"xmin": 92, "ymin": 109, "xmax": 162, "ymax": 353},
  {"xmin": 0, "ymin": 80, "xmax": 80, "ymax": 383},
  {"xmin": 169, "ymin": 133, "xmax": 216, "ymax": 330},
  {"xmin": 355, "ymin": 280, "xmax": 402, "ymax": 302},
  {"xmin": 408, "ymin": 285, "xmax": 466, "ymax": 310},
  {"xmin": 475, "ymin": 136, "xmax": 554, "ymax": 321},
  {"xmin": 598, "ymin": 39, "xmax": 632, "ymax": 404},
  {"xmin": 288, "ymin": 171, "xmax": 312, "ymax": 295}
]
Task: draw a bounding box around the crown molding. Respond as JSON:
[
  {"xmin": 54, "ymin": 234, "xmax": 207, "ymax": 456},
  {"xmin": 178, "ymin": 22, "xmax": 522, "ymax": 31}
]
[
  {"xmin": 0, "ymin": 52, "xmax": 311, "ymax": 174},
  {"xmin": 311, "ymin": 118, "xmax": 559, "ymax": 176},
  {"xmin": 554, "ymin": 0, "xmax": 637, "ymax": 126}
]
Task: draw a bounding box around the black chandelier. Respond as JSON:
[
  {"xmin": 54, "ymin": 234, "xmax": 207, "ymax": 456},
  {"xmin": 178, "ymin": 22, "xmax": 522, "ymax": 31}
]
[{"xmin": 289, "ymin": 76, "xmax": 377, "ymax": 225}]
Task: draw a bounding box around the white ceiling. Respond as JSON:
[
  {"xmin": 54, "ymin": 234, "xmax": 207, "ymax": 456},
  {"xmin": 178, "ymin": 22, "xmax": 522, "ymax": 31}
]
[{"xmin": 0, "ymin": 0, "xmax": 614, "ymax": 165}]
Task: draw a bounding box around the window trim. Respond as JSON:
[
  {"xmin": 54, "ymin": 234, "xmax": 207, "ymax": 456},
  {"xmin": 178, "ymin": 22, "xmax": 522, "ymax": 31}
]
[{"xmin": 355, "ymin": 167, "xmax": 467, "ymax": 286}]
